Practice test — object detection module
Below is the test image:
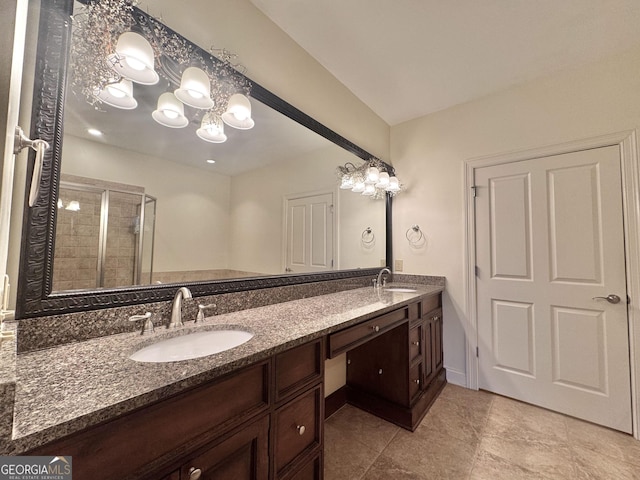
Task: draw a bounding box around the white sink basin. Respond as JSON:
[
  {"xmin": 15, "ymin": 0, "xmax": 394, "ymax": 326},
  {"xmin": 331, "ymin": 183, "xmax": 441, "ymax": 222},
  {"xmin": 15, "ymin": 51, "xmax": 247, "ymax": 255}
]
[
  {"xmin": 130, "ymin": 329, "xmax": 254, "ymax": 363},
  {"xmin": 384, "ymin": 287, "xmax": 417, "ymax": 293}
]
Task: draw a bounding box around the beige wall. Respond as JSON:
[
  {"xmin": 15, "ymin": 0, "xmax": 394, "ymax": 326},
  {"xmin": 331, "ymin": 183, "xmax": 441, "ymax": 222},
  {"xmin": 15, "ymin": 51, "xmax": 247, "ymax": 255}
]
[
  {"xmin": 391, "ymin": 45, "xmax": 640, "ymax": 385},
  {"xmin": 228, "ymin": 144, "xmax": 386, "ymax": 274}
]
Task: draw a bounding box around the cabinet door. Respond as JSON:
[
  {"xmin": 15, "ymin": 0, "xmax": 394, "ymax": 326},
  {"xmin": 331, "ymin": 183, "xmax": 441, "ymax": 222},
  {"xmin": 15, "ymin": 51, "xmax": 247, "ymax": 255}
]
[
  {"xmin": 282, "ymin": 453, "xmax": 322, "ymax": 480},
  {"xmin": 433, "ymin": 309, "xmax": 443, "ymax": 372},
  {"xmin": 423, "ymin": 317, "xmax": 435, "ymax": 387},
  {"xmin": 347, "ymin": 324, "xmax": 409, "ymax": 406},
  {"xmin": 180, "ymin": 416, "xmax": 269, "ymax": 480}
]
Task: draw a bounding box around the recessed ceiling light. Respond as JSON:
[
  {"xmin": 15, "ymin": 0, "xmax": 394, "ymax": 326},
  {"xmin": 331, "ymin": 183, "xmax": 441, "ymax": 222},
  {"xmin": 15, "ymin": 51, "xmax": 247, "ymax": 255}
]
[
  {"xmin": 206, "ymin": 159, "xmax": 216, "ymax": 164},
  {"xmin": 87, "ymin": 128, "xmax": 103, "ymax": 136}
]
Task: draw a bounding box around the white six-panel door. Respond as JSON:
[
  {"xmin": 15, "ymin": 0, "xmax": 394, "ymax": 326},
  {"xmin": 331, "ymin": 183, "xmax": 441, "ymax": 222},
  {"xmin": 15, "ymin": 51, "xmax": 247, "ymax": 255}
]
[
  {"xmin": 475, "ymin": 145, "xmax": 632, "ymax": 433},
  {"xmin": 285, "ymin": 192, "xmax": 334, "ymax": 273}
]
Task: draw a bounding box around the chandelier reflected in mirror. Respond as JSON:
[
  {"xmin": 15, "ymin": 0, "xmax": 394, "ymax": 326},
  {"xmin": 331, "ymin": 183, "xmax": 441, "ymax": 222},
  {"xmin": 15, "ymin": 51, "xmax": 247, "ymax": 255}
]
[
  {"xmin": 70, "ymin": 0, "xmax": 254, "ymax": 145},
  {"xmin": 337, "ymin": 158, "xmax": 402, "ymax": 200}
]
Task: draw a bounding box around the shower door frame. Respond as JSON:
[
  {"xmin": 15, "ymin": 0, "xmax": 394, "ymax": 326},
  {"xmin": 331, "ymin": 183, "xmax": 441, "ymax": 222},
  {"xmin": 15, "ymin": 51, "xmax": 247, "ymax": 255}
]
[{"xmin": 56, "ymin": 180, "xmax": 156, "ymax": 290}]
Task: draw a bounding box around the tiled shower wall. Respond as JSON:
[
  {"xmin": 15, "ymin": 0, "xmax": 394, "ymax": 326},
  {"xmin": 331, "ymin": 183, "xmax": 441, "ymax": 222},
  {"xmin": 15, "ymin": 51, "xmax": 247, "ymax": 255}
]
[{"xmin": 52, "ymin": 187, "xmax": 141, "ymax": 291}]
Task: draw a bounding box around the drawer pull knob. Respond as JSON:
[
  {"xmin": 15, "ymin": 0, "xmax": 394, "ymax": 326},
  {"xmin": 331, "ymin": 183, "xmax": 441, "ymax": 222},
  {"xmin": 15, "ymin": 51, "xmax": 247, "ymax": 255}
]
[
  {"xmin": 372, "ymin": 325, "xmax": 380, "ymax": 332},
  {"xmin": 297, "ymin": 425, "xmax": 306, "ymax": 435},
  {"xmin": 413, "ymin": 379, "xmax": 420, "ymax": 385},
  {"xmin": 412, "ymin": 341, "xmax": 420, "ymax": 346},
  {"xmin": 378, "ymin": 368, "xmax": 383, "ymax": 375},
  {"xmin": 434, "ymin": 315, "xmax": 440, "ymax": 321},
  {"xmin": 189, "ymin": 467, "xmax": 202, "ymax": 480}
]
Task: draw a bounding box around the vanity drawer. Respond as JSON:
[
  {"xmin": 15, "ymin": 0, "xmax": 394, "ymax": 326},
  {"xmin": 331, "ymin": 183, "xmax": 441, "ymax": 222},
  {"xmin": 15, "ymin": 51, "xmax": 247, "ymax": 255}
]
[
  {"xmin": 409, "ymin": 362, "xmax": 423, "ymax": 404},
  {"xmin": 29, "ymin": 361, "xmax": 270, "ymax": 480},
  {"xmin": 273, "ymin": 385, "xmax": 323, "ymax": 477},
  {"xmin": 275, "ymin": 339, "xmax": 323, "ymax": 403},
  {"xmin": 328, "ymin": 306, "xmax": 409, "ymax": 357},
  {"xmin": 421, "ymin": 293, "xmax": 442, "ymax": 316},
  {"xmin": 409, "ymin": 323, "xmax": 424, "ymax": 364}
]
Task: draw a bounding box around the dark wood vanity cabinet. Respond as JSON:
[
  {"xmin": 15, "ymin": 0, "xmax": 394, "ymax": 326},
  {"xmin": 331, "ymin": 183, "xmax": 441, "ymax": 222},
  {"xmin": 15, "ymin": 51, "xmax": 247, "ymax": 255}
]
[
  {"xmin": 341, "ymin": 293, "xmax": 446, "ymax": 431},
  {"xmin": 178, "ymin": 415, "xmax": 270, "ymax": 480},
  {"xmin": 28, "ymin": 339, "xmax": 324, "ymax": 480}
]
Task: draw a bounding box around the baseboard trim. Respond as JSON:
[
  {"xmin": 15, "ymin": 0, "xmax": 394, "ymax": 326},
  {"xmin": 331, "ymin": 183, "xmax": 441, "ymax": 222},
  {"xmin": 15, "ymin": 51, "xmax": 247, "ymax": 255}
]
[
  {"xmin": 445, "ymin": 366, "xmax": 466, "ymax": 387},
  {"xmin": 324, "ymin": 386, "xmax": 348, "ymax": 419}
]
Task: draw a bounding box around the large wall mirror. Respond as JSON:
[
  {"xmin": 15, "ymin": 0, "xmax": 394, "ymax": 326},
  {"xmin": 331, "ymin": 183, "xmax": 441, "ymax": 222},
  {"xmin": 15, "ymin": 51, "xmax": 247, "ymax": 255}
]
[{"xmin": 17, "ymin": 0, "xmax": 392, "ymax": 318}]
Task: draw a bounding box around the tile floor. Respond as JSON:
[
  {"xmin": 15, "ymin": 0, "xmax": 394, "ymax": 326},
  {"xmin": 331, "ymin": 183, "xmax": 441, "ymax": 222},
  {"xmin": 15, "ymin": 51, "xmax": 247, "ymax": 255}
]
[{"xmin": 324, "ymin": 384, "xmax": 640, "ymax": 479}]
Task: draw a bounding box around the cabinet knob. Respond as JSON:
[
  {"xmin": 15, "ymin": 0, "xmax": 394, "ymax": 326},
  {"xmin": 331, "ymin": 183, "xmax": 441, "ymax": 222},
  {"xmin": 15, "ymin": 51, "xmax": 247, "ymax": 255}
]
[
  {"xmin": 413, "ymin": 379, "xmax": 420, "ymax": 385},
  {"xmin": 297, "ymin": 425, "xmax": 306, "ymax": 435},
  {"xmin": 188, "ymin": 467, "xmax": 202, "ymax": 480},
  {"xmin": 433, "ymin": 315, "xmax": 440, "ymax": 321},
  {"xmin": 412, "ymin": 341, "xmax": 420, "ymax": 346},
  {"xmin": 378, "ymin": 368, "xmax": 383, "ymax": 375},
  {"xmin": 372, "ymin": 325, "xmax": 380, "ymax": 332}
]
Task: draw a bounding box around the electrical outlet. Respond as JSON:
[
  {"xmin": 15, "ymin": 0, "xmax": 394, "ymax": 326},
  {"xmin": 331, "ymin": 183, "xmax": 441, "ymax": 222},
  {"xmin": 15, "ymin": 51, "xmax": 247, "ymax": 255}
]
[{"xmin": 395, "ymin": 259, "xmax": 403, "ymax": 272}]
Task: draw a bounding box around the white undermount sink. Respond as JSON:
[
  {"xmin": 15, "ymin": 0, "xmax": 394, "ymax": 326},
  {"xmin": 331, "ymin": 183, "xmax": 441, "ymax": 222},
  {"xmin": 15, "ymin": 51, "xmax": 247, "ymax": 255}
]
[
  {"xmin": 130, "ymin": 329, "xmax": 254, "ymax": 363},
  {"xmin": 384, "ymin": 287, "xmax": 417, "ymax": 293}
]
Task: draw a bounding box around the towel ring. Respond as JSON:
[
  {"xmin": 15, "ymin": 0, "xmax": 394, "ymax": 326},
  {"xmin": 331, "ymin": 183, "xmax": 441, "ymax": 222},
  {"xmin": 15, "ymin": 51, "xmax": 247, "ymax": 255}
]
[
  {"xmin": 361, "ymin": 227, "xmax": 375, "ymax": 246},
  {"xmin": 406, "ymin": 225, "xmax": 425, "ymax": 246}
]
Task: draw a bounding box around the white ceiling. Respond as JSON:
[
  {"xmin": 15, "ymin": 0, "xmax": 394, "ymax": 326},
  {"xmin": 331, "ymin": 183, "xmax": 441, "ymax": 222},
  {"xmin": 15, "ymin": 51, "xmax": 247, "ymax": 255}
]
[{"xmin": 250, "ymin": 0, "xmax": 640, "ymax": 126}]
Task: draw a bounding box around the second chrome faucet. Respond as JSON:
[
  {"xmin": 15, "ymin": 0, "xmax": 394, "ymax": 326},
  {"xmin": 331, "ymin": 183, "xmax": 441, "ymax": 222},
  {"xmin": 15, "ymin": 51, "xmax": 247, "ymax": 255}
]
[{"xmin": 169, "ymin": 287, "xmax": 192, "ymax": 328}]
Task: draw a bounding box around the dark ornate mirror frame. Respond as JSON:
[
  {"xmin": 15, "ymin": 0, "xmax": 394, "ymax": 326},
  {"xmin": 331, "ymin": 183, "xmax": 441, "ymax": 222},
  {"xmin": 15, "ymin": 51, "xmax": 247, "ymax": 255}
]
[{"xmin": 16, "ymin": 0, "xmax": 393, "ymax": 319}]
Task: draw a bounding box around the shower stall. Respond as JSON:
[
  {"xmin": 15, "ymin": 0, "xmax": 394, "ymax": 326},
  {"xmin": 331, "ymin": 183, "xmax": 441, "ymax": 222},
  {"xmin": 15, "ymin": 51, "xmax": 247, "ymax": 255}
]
[{"xmin": 52, "ymin": 178, "xmax": 156, "ymax": 291}]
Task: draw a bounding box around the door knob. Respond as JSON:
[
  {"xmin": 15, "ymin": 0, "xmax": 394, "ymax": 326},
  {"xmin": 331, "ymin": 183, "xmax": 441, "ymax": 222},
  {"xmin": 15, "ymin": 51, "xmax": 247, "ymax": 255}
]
[{"xmin": 592, "ymin": 294, "xmax": 621, "ymax": 304}]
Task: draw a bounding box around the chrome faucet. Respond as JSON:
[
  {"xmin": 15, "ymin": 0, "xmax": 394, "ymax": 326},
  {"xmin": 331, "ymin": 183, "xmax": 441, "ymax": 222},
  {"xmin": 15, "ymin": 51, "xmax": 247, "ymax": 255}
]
[
  {"xmin": 376, "ymin": 267, "xmax": 391, "ymax": 289},
  {"xmin": 169, "ymin": 287, "xmax": 192, "ymax": 328}
]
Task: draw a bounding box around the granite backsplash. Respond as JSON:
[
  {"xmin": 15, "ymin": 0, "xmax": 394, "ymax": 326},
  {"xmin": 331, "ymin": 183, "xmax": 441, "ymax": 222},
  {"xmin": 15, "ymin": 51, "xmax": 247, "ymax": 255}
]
[{"xmin": 16, "ymin": 274, "xmax": 445, "ymax": 354}]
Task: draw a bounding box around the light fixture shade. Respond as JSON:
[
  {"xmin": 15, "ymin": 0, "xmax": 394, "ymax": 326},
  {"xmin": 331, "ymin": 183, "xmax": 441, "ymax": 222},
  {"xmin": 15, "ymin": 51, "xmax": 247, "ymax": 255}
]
[
  {"xmin": 196, "ymin": 113, "xmax": 228, "ymax": 143},
  {"xmin": 386, "ymin": 176, "xmax": 401, "ymax": 192},
  {"xmin": 222, "ymin": 93, "xmax": 255, "ymax": 129},
  {"xmin": 175, "ymin": 67, "xmax": 214, "ymax": 109},
  {"xmin": 152, "ymin": 92, "xmax": 189, "ymax": 128},
  {"xmin": 362, "ymin": 184, "xmax": 376, "ymax": 196},
  {"xmin": 365, "ymin": 166, "xmax": 380, "ymax": 184},
  {"xmin": 107, "ymin": 32, "xmax": 159, "ymax": 85},
  {"xmin": 352, "ymin": 179, "xmax": 366, "ymax": 193},
  {"xmin": 340, "ymin": 174, "xmax": 354, "ymax": 189},
  {"xmin": 93, "ymin": 79, "xmax": 138, "ymax": 110},
  {"xmin": 375, "ymin": 172, "xmax": 390, "ymax": 188}
]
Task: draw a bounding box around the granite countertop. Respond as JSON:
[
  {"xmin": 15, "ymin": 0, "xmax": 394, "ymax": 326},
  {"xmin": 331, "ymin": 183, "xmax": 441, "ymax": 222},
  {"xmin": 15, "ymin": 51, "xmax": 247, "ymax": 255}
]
[{"xmin": 5, "ymin": 283, "xmax": 443, "ymax": 454}]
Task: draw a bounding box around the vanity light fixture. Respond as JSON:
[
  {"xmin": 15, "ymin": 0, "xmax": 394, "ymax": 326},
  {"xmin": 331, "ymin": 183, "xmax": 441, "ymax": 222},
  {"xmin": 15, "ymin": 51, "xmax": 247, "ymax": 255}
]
[
  {"xmin": 93, "ymin": 79, "xmax": 138, "ymax": 110},
  {"xmin": 174, "ymin": 67, "xmax": 214, "ymax": 110},
  {"xmin": 206, "ymin": 159, "xmax": 216, "ymax": 164},
  {"xmin": 387, "ymin": 176, "xmax": 401, "ymax": 193},
  {"xmin": 365, "ymin": 166, "xmax": 380, "ymax": 185},
  {"xmin": 70, "ymin": 0, "xmax": 254, "ymax": 145},
  {"xmin": 152, "ymin": 92, "xmax": 189, "ymax": 128},
  {"xmin": 362, "ymin": 184, "xmax": 376, "ymax": 196},
  {"xmin": 221, "ymin": 94, "xmax": 255, "ymax": 130},
  {"xmin": 352, "ymin": 179, "xmax": 366, "ymax": 193},
  {"xmin": 87, "ymin": 128, "xmax": 103, "ymax": 137},
  {"xmin": 336, "ymin": 158, "xmax": 403, "ymax": 199},
  {"xmin": 375, "ymin": 171, "xmax": 390, "ymax": 188},
  {"xmin": 196, "ymin": 113, "xmax": 228, "ymax": 143},
  {"xmin": 107, "ymin": 32, "xmax": 159, "ymax": 85}
]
